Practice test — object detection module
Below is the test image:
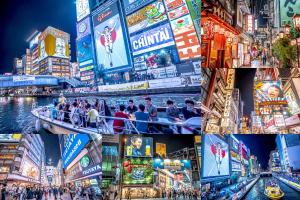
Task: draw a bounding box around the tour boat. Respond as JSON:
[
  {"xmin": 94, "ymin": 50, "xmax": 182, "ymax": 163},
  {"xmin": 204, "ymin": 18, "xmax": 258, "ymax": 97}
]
[
  {"xmin": 264, "ymin": 182, "xmax": 284, "ymax": 200},
  {"xmin": 31, "ymin": 103, "xmax": 200, "ymax": 134}
]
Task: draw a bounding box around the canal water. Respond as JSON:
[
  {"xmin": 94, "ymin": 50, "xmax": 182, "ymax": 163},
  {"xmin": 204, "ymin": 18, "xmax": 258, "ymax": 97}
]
[
  {"xmin": 243, "ymin": 177, "xmax": 300, "ymax": 199},
  {"xmin": 0, "ymin": 94, "xmax": 199, "ymax": 134}
]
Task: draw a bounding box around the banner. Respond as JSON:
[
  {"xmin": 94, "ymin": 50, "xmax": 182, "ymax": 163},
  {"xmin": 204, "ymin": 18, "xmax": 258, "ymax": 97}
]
[
  {"xmin": 126, "ymin": 0, "xmax": 168, "ymax": 34},
  {"xmin": 130, "ymin": 23, "xmax": 175, "ymax": 56},
  {"xmin": 13, "ymin": 76, "xmax": 35, "ymax": 82},
  {"xmin": 98, "ymin": 81, "xmax": 149, "ymax": 92},
  {"xmin": 148, "ymin": 77, "xmax": 182, "ymax": 88},
  {"xmin": 93, "ymin": 0, "xmax": 130, "ymax": 71},
  {"xmin": 153, "ymin": 159, "xmax": 191, "ymax": 170}
]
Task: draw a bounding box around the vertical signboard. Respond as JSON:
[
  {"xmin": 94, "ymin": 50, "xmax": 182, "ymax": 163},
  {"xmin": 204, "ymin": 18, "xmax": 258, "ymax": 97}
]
[
  {"xmin": 92, "ymin": 0, "xmax": 131, "ymax": 72},
  {"xmin": 77, "ymin": 17, "xmax": 92, "ymax": 40},
  {"xmin": 165, "ymin": 0, "xmax": 201, "ymax": 61}
]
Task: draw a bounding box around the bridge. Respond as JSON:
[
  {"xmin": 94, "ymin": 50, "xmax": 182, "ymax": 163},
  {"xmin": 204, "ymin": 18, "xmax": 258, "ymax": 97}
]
[
  {"xmin": 0, "ymin": 75, "xmax": 82, "ymax": 88},
  {"xmin": 260, "ymin": 171, "xmax": 272, "ymax": 177}
]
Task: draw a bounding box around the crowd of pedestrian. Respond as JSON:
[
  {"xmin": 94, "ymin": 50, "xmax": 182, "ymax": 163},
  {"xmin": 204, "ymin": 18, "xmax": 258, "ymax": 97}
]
[
  {"xmin": 46, "ymin": 94, "xmax": 200, "ymax": 134},
  {"xmin": 0, "ymin": 184, "xmax": 101, "ymax": 200}
]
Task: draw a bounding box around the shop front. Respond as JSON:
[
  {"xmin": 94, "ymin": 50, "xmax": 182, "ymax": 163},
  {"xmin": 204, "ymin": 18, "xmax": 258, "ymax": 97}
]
[
  {"xmin": 122, "ymin": 186, "xmax": 158, "ymax": 199},
  {"xmin": 201, "ymin": 14, "xmax": 239, "ymax": 68}
]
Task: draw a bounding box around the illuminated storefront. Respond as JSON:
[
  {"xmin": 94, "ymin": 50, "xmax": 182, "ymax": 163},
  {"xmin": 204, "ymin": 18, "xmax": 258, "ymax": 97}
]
[{"xmin": 60, "ymin": 134, "xmax": 102, "ymax": 194}]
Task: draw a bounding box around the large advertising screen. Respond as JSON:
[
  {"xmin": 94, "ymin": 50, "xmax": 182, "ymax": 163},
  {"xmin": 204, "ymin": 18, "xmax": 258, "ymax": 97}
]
[
  {"xmin": 153, "ymin": 158, "xmax": 191, "ymax": 170},
  {"xmin": 130, "ymin": 23, "xmax": 175, "ymax": 56},
  {"xmin": 125, "ymin": 136, "xmax": 153, "ymax": 157},
  {"xmin": 21, "ymin": 157, "xmax": 40, "ymax": 181},
  {"xmin": 255, "ymin": 81, "xmax": 288, "ymax": 106},
  {"xmin": 77, "ymin": 17, "xmax": 91, "ymax": 40},
  {"xmin": 39, "ymin": 27, "xmax": 70, "ymax": 60},
  {"xmin": 76, "ymin": 0, "xmax": 90, "ymax": 22},
  {"xmin": 133, "ymin": 46, "xmax": 179, "ymax": 71},
  {"xmin": 77, "ymin": 35, "xmax": 94, "ymax": 63},
  {"xmin": 126, "ymin": 0, "xmax": 168, "ymax": 34},
  {"xmin": 122, "ymin": 158, "xmax": 153, "ymax": 185},
  {"xmin": 92, "ymin": 0, "xmax": 130, "ymax": 71},
  {"xmin": 123, "ymin": 0, "xmax": 156, "ymax": 15},
  {"xmin": 202, "ymin": 135, "xmax": 229, "ymax": 178},
  {"xmin": 61, "ymin": 134, "xmax": 90, "ymax": 168}
]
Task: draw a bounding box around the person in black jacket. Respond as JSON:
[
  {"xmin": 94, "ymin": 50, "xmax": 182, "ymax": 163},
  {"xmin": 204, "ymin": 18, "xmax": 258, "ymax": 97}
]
[
  {"xmin": 182, "ymin": 99, "xmax": 200, "ymax": 120},
  {"xmin": 1, "ymin": 184, "xmax": 7, "ymax": 200}
]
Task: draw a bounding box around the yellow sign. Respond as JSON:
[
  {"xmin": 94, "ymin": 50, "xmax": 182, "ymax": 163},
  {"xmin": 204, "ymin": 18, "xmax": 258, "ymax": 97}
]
[
  {"xmin": 195, "ymin": 136, "xmax": 201, "ymax": 144},
  {"xmin": 156, "ymin": 143, "xmax": 166, "ymax": 157}
]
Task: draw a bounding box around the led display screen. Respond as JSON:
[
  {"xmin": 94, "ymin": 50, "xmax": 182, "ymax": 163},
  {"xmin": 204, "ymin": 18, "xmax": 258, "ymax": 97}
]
[
  {"xmin": 125, "ymin": 136, "xmax": 153, "ymax": 157},
  {"xmin": 122, "ymin": 158, "xmax": 153, "ymax": 185},
  {"xmin": 126, "ymin": 0, "xmax": 168, "ymax": 34},
  {"xmin": 93, "ymin": 0, "xmax": 130, "ymax": 71},
  {"xmin": 202, "ymin": 135, "xmax": 229, "ymax": 178}
]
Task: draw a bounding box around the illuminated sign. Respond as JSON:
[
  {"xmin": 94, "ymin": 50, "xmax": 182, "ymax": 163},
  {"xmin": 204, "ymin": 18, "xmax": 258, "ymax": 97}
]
[
  {"xmin": 80, "ymin": 156, "xmax": 90, "ymax": 168},
  {"xmin": 274, "ymin": 115, "xmax": 285, "ymax": 127},
  {"xmin": 82, "ymin": 163, "xmax": 102, "ymax": 176},
  {"xmin": 126, "ymin": 0, "xmax": 168, "ymax": 34},
  {"xmin": 77, "ymin": 35, "xmax": 94, "ymax": 63},
  {"xmin": 92, "ymin": 0, "xmax": 130, "ymax": 71},
  {"xmin": 13, "ymin": 76, "xmax": 35, "ymax": 82},
  {"xmin": 226, "ymin": 69, "xmax": 235, "ymax": 90},
  {"xmin": 125, "ymin": 136, "xmax": 153, "ymax": 157},
  {"xmin": 153, "ymin": 159, "xmax": 191, "ymax": 170},
  {"xmin": 29, "ymin": 33, "xmax": 41, "ymax": 49},
  {"xmin": 123, "ymin": 158, "xmax": 153, "ymax": 185},
  {"xmin": 79, "ymin": 65, "xmax": 94, "ymax": 72},
  {"xmin": 169, "ymin": 14, "xmax": 200, "ymax": 60},
  {"xmin": 255, "ymin": 81, "xmax": 288, "ymax": 106},
  {"xmin": 286, "ymin": 88, "xmax": 300, "ymax": 115},
  {"xmin": 155, "ymin": 143, "xmax": 166, "ymax": 157},
  {"xmin": 76, "ymin": 0, "xmax": 90, "ymax": 22},
  {"xmin": 168, "ymin": 4, "xmax": 189, "ymax": 20},
  {"xmin": 61, "ymin": 134, "xmax": 90, "ymax": 168},
  {"xmin": 246, "ymin": 15, "xmax": 254, "ymax": 33},
  {"xmin": 0, "ymin": 134, "xmax": 22, "ymax": 142},
  {"xmin": 202, "ymin": 135, "xmax": 229, "ymax": 178},
  {"xmin": 130, "ymin": 23, "xmax": 175, "ymax": 56},
  {"xmin": 77, "ymin": 17, "xmax": 91, "ymax": 39},
  {"xmin": 123, "ymin": 0, "xmax": 156, "ymax": 15},
  {"xmin": 38, "ymin": 27, "xmax": 70, "ymax": 60}
]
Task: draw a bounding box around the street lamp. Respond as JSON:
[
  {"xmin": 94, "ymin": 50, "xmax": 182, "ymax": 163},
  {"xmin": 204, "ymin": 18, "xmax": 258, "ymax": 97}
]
[{"xmin": 293, "ymin": 14, "xmax": 300, "ymax": 32}]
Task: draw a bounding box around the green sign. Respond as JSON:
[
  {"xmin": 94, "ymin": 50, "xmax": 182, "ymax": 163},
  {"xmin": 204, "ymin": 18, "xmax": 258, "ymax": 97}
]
[
  {"xmin": 280, "ymin": 0, "xmax": 300, "ymax": 25},
  {"xmin": 80, "ymin": 155, "xmax": 90, "ymax": 168},
  {"xmin": 186, "ymin": 0, "xmax": 201, "ymax": 20},
  {"xmin": 122, "ymin": 158, "xmax": 153, "ymax": 185}
]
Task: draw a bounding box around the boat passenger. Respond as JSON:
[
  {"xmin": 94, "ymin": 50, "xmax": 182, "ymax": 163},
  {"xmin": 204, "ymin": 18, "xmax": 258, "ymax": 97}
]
[
  {"xmin": 50, "ymin": 102, "xmax": 58, "ymax": 120},
  {"xmin": 145, "ymin": 97, "xmax": 157, "ymax": 121},
  {"xmin": 182, "ymin": 99, "xmax": 200, "ymax": 120},
  {"xmin": 87, "ymin": 105, "xmax": 99, "ymax": 128},
  {"xmin": 113, "ymin": 104, "xmax": 129, "ymax": 133},
  {"xmin": 127, "ymin": 99, "xmax": 138, "ymax": 114},
  {"xmin": 63, "ymin": 103, "xmax": 71, "ymax": 123},
  {"xmin": 135, "ymin": 104, "xmax": 149, "ymax": 133},
  {"xmin": 58, "ymin": 93, "xmax": 66, "ymax": 105},
  {"xmin": 166, "ymin": 100, "xmax": 180, "ymax": 122}
]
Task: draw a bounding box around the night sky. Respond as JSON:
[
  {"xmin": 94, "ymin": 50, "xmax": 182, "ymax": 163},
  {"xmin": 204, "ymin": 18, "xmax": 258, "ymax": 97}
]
[
  {"xmin": 235, "ymin": 69, "xmax": 256, "ymax": 117},
  {"xmin": 40, "ymin": 132, "xmax": 60, "ymax": 166},
  {"xmin": 0, "ymin": 0, "xmax": 77, "ymax": 73},
  {"xmin": 235, "ymin": 134, "xmax": 277, "ymax": 170}
]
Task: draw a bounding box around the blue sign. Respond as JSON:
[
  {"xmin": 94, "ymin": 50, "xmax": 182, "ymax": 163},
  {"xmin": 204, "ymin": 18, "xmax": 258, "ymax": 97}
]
[
  {"xmin": 130, "ymin": 23, "xmax": 175, "ymax": 56},
  {"xmin": 62, "ymin": 134, "xmax": 90, "ymax": 168},
  {"xmin": 153, "ymin": 159, "xmax": 191, "ymax": 170},
  {"xmin": 123, "ymin": 0, "xmax": 156, "ymax": 15},
  {"xmin": 77, "ymin": 17, "xmax": 91, "ymax": 40},
  {"xmin": 77, "ymin": 35, "xmax": 94, "ymax": 63}
]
